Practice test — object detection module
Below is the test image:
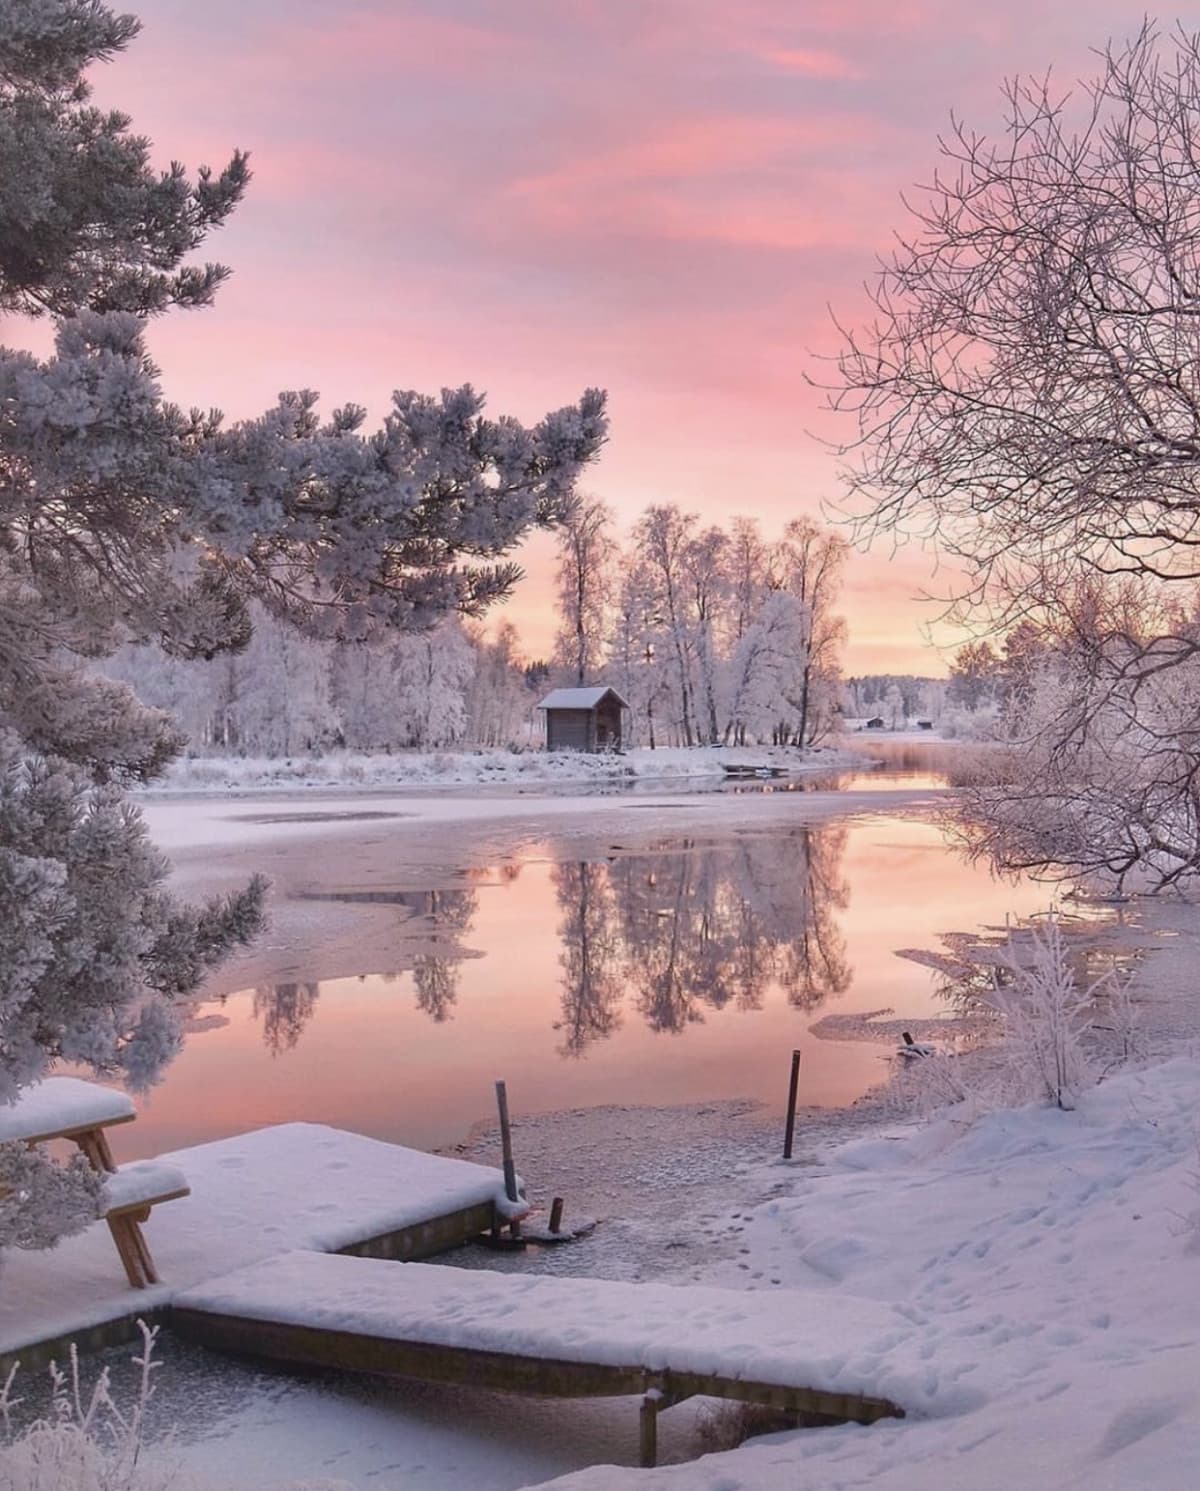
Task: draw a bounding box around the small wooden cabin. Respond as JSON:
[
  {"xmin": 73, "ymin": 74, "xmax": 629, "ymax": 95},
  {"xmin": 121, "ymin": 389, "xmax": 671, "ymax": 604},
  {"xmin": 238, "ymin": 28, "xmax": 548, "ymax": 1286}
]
[
  {"xmin": 865, "ymin": 716, "xmax": 885, "ymax": 730},
  {"xmin": 538, "ymin": 686, "xmax": 629, "ymax": 752}
]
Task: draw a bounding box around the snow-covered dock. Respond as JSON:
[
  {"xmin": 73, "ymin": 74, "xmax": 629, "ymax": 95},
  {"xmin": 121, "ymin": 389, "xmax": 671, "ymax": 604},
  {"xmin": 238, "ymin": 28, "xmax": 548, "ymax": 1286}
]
[
  {"xmin": 173, "ymin": 1251, "xmax": 922, "ymax": 1467},
  {"xmin": 0, "ymin": 1122, "xmax": 517, "ymax": 1375}
]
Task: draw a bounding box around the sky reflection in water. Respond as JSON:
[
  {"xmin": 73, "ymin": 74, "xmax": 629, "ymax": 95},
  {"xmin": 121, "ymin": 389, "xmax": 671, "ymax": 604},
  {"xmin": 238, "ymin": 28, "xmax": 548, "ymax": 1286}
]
[{"xmin": 118, "ymin": 814, "xmax": 1058, "ymax": 1157}]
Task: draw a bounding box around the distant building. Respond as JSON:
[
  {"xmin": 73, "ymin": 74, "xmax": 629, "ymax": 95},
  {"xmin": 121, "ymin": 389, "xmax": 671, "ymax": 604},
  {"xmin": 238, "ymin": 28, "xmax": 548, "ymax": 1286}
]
[
  {"xmin": 538, "ymin": 686, "xmax": 629, "ymax": 752},
  {"xmin": 865, "ymin": 716, "xmax": 885, "ymax": 730},
  {"xmin": 917, "ymin": 719, "xmax": 935, "ymax": 731}
]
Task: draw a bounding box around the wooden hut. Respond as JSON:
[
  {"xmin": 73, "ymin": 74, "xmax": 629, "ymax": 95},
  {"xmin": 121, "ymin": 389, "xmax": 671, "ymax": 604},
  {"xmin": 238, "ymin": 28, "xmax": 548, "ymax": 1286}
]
[{"xmin": 538, "ymin": 687, "xmax": 629, "ymax": 752}]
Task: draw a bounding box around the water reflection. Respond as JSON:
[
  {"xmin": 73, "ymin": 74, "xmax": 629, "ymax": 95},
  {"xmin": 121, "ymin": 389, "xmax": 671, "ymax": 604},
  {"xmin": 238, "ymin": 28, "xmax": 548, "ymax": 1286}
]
[
  {"xmin": 256, "ymin": 828, "xmax": 853, "ymax": 1056},
  {"xmin": 117, "ymin": 816, "xmax": 1069, "ymax": 1157},
  {"xmin": 252, "ymin": 981, "xmax": 320, "ymax": 1055},
  {"xmin": 553, "ymin": 862, "xmax": 624, "ymax": 1056},
  {"xmin": 608, "ymin": 827, "xmax": 850, "ymax": 1036}
]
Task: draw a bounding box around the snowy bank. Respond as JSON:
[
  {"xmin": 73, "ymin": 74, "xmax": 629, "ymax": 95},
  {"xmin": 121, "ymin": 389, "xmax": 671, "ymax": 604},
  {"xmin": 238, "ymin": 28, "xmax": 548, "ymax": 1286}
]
[
  {"xmin": 139, "ymin": 744, "xmax": 866, "ymax": 797},
  {"xmin": 530, "ymin": 1057, "xmax": 1200, "ymax": 1491}
]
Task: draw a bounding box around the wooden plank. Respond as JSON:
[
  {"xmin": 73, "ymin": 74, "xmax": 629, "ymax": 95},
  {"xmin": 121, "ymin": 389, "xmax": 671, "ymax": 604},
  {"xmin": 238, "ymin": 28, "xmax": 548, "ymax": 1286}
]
[
  {"xmin": 170, "ymin": 1310, "xmax": 648, "ymax": 1397},
  {"xmin": 17, "ymin": 1112, "xmax": 137, "ymax": 1148},
  {"xmin": 336, "ymin": 1200, "xmax": 496, "ymax": 1262},
  {"xmin": 169, "ymin": 1308, "xmax": 906, "ymax": 1428},
  {"xmin": 106, "ymin": 1186, "xmax": 191, "ymax": 1219},
  {"xmin": 0, "ymin": 1308, "xmax": 173, "ymax": 1382}
]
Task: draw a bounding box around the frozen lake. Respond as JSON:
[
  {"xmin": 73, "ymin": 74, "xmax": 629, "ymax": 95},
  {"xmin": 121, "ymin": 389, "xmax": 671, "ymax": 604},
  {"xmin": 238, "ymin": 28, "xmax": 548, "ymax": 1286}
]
[{"xmin": 109, "ymin": 764, "xmax": 1060, "ymax": 1161}]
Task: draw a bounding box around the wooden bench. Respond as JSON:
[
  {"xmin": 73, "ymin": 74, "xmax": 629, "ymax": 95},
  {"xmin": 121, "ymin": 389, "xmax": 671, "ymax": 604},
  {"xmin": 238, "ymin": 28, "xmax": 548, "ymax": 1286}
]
[
  {"xmin": 1, "ymin": 1078, "xmax": 188, "ymax": 1288},
  {"xmin": 0, "ymin": 1076, "xmax": 136, "ymax": 1169},
  {"xmin": 102, "ymin": 1161, "xmax": 190, "ymax": 1289}
]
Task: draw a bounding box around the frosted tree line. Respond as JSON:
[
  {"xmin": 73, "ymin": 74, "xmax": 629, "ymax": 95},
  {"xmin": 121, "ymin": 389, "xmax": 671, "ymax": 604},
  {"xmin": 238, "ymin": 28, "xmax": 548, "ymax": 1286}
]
[
  {"xmin": 100, "ymin": 610, "xmax": 541, "ymax": 755},
  {"xmin": 100, "ymin": 501, "xmax": 849, "ymax": 757},
  {"xmin": 0, "ymin": 0, "xmax": 605, "ymax": 1251},
  {"xmin": 558, "ymin": 501, "xmax": 848, "ymax": 748}
]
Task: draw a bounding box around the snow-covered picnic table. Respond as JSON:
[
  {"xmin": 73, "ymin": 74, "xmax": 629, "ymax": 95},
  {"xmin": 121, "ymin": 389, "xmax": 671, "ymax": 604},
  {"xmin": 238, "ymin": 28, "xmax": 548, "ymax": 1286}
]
[{"xmin": 1, "ymin": 1077, "xmax": 189, "ymax": 1288}]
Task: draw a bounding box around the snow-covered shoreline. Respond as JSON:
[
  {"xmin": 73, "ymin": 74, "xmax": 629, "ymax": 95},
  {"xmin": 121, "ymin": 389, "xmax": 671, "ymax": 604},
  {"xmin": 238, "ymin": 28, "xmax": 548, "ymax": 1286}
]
[
  {"xmin": 136, "ymin": 743, "xmax": 870, "ymax": 797},
  {"xmin": 517, "ymin": 894, "xmax": 1200, "ymax": 1491}
]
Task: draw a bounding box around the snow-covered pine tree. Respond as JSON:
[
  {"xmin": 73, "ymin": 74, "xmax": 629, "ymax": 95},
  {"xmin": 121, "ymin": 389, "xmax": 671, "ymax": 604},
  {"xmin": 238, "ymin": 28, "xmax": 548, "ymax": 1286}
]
[{"xmin": 0, "ymin": 0, "xmax": 605, "ymax": 1249}]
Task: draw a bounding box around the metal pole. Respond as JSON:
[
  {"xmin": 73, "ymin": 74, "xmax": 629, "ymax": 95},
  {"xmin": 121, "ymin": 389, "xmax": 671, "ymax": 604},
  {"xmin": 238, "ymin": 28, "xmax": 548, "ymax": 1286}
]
[{"xmin": 782, "ymin": 1049, "xmax": 801, "ymax": 1160}]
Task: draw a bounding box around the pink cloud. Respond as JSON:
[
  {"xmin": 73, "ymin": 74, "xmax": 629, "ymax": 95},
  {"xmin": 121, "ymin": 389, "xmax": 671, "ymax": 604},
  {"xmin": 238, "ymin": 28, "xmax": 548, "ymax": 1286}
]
[
  {"xmin": 754, "ymin": 45, "xmax": 866, "ymax": 78},
  {"xmin": 71, "ymin": 0, "xmax": 1153, "ymax": 675}
]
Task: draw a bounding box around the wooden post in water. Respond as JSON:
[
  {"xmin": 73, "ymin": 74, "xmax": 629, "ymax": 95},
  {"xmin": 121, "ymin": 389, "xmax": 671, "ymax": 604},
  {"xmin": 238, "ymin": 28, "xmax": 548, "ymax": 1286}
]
[
  {"xmin": 548, "ymin": 1197, "xmax": 564, "ymax": 1235},
  {"xmin": 782, "ymin": 1049, "xmax": 802, "ymax": 1160},
  {"xmin": 494, "ymin": 1080, "xmax": 521, "ymax": 1239}
]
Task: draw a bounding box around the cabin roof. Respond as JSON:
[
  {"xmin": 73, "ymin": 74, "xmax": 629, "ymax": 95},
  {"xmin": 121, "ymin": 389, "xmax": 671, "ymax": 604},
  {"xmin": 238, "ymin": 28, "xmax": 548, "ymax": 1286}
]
[{"xmin": 537, "ymin": 686, "xmax": 629, "ymax": 711}]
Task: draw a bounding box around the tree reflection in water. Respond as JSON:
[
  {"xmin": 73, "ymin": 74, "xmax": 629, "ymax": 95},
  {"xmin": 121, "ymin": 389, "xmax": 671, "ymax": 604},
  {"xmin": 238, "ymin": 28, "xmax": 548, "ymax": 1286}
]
[
  {"xmin": 558, "ymin": 824, "xmax": 851, "ymax": 1047},
  {"xmin": 252, "ymin": 980, "xmax": 320, "ymax": 1055},
  {"xmin": 411, "ymin": 887, "xmax": 479, "ymax": 1022},
  {"xmin": 253, "ymin": 831, "xmax": 849, "ymax": 1054},
  {"xmin": 553, "ymin": 861, "xmax": 624, "ymax": 1056}
]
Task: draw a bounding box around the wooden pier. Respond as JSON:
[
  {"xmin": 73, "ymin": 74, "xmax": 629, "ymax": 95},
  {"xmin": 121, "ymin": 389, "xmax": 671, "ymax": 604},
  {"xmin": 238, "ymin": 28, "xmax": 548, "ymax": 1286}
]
[
  {"xmin": 0, "ymin": 1124, "xmax": 518, "ymax": 1379},
  {"xmin": 174, "ymin": 1252, "xmax": 908, "ymax": 1468}
]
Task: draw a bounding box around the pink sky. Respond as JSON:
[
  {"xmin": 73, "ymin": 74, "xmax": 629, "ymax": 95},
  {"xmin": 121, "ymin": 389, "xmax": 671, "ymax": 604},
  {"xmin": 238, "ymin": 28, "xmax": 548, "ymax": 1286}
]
[{"xmin": 83, "ymin": 0, "xmax": 1142, "ymax": 672}]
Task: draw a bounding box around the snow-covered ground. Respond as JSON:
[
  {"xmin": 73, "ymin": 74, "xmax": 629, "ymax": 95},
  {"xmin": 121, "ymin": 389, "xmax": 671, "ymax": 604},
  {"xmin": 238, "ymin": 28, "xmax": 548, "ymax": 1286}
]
[
  {"xmin": 142, "ymin": 744, "xmax": 864, "ymax": 796},
  {"xmin": 534, "ymin": 1056, "xmax": 1200, "ymax": 1491}
]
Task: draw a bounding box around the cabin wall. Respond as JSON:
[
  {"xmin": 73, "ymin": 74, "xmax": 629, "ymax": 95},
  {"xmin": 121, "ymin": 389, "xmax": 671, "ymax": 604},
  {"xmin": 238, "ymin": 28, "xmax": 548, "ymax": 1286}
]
[
  {"xmin": 594, "ymin": 701, "xmax": 622, "ymax": 750},
  {"xmin": 546, "ymin": 709, "xmax": 592, "ymax": 751}
]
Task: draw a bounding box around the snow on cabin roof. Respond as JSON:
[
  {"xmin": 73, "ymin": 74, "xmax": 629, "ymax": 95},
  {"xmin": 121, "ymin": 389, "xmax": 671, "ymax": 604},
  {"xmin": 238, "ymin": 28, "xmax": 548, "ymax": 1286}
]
[{"xmin": 537, "ymin": 686, "xmax": 629, "ymax": 711}]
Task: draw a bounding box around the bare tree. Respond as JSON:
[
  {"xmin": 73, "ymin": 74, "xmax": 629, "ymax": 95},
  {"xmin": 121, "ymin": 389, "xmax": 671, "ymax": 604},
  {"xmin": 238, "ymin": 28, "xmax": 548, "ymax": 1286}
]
[
  {"xmin": 832, "ymin": 24, "xmax": 1200, "ymax": 887},
  {"xmin": 553, "ymin": 496, "xmax": 617, "ymax": 686},
  {"xmin": 834, "ymin": 24, "xmax": 1200, "ymax": 622}
]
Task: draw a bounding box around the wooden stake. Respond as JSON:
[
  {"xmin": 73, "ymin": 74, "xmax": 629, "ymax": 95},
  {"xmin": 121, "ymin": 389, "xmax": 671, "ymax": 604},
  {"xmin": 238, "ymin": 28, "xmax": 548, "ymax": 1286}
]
[
  {"xmin": 548, "ymin": 1197, "xmax": 564, "ymax": 1235},
  {"xmin": 494, "ymin": 1080, "xmax": 521, "ymax": 1239},
  {"xmin": 782, "ymin": 1049, "xmax": 801, "ymax": 1160},
  {"xmin": 902, "ymin": 1031, "xmax": 915, "ymax": 1047},
  {"xmin": 639, "ymin": 1392, "xmax": 660, "ymax": 1467}
]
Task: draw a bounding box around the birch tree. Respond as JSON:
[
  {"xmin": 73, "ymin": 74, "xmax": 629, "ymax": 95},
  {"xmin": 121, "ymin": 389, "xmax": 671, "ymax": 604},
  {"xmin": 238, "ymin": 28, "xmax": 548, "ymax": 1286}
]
[
  {"xmin": 770, "ymin": 519, "xmax": 848, "ymax": 746},
  {"xmin": 553, "ymin": 496, "xmax": 617, "ymax": 686},
  {"xmin": 634, "ymin": 506, "xmax": 699, "ymax": 745}
]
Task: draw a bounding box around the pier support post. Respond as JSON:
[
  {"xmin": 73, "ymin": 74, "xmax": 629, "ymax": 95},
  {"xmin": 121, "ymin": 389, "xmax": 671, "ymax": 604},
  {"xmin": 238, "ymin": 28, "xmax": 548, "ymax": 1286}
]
[{"xmin": 639, "ymin": 1391, "xmax": 661, "ymax": 1467}]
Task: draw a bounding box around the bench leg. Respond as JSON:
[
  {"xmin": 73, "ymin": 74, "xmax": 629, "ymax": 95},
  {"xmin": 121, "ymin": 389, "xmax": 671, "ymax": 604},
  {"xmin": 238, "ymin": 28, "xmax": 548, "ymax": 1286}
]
[
  {"xmin": 75, "ymin": 1128, "xmax": 117, "ymax": 1174},
  {"xmin": 129, "ymin": 1209, "xmax": 160, "ymax": 1286},
  {"xmin": 107, "ymin": 1208, "xmax": 159, "ymax": 1289},
  {"xmin": 107, "ymin": 1216, "xmax": 147, "ymax": 1289}
]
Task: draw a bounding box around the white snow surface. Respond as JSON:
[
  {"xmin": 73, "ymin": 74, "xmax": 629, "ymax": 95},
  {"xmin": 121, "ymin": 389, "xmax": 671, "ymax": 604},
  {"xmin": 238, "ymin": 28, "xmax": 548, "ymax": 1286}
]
[
  {"xmin": 0, "ymin": 1123, "xmax": 515, "ymax": 1358},
  {"xmin": 176, "ymin": 1250, "xmax": 979, "ymax": 1418},
  {"xmin": 141, "ymin": 744, "xmax": 863, "ymax": 797},
  {"xmin": 531, "ymin": 1058, "xmax": 1200, "ymax": 1491},
  {"xmin": 537, "ymin": 687, "xmax": 628, "ymax": 710},
  {"xmin": 0, "ymin": 1076, "xmax": 134, "ymax": 1141},
  {"xmin": 103, "ymin": 1161, "xmax": 189, "ymax": 1212}
]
